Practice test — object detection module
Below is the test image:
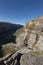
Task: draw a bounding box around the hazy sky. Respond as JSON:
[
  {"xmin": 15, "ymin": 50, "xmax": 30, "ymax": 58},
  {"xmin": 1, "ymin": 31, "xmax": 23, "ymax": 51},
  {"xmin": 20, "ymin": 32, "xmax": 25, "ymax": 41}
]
[{"xmin": 0, "ymin": 0, "xmax": 43, "ymax": 24}]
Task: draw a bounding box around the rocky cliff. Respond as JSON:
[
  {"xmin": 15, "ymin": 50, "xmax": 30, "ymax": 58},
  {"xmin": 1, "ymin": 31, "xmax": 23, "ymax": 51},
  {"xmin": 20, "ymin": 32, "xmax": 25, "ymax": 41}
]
[
  {"xmin": 0, "ymin": 16, "xmax": 43, "ymax": 65},
  {"xmin": 15, "ymin": 16, "xmax": 43, "ymax": 53}
]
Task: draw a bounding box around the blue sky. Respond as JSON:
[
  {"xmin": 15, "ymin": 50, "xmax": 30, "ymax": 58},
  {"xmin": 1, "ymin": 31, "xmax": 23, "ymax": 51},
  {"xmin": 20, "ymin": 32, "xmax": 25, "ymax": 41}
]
[{"xmin": 0, "ymin": 0, "xmax": 43, "ymax": 24}]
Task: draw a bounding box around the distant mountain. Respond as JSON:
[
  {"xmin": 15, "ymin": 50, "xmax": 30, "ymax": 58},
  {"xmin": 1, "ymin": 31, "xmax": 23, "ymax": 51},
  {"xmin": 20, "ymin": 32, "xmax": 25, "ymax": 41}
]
[
  {"xmin": 0, "ymin": 22, "xmax": 23, "ymax": 43},
  {"xmin": 0, "ymin": 22, "xmax": 23, "ymax": 31}
]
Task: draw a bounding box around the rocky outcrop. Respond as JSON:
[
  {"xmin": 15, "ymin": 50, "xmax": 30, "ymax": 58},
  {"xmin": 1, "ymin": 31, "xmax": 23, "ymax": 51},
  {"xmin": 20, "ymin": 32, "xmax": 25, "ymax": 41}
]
[
  {"xmin": 15, "ymin": 16, "xmax": 43, "ymax": 53},
  {"xmin": 0, "ymin": 16, "xmax": 43, "ymax": 65}
]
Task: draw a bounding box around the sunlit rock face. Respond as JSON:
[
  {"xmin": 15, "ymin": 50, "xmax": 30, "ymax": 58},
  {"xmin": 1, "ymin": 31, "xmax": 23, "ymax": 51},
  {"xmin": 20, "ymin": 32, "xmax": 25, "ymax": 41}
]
[
  {"xmin": 34, "ymin": 35, "xmax": 43, "ymax": 51},
  {"xmin": 27, "ymin": 34, "xmax": 36, "ymax": 49},
  {"xmin": 15, "ymin": 16, "xmax": 43, "ymax": 53}
]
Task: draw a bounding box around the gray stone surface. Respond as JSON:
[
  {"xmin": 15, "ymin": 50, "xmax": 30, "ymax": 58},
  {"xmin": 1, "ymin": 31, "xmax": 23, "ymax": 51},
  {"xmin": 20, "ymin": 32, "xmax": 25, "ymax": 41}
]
[{"xmin": 20, "ymin": 54, "xmax": 43, "ymax": 65}]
